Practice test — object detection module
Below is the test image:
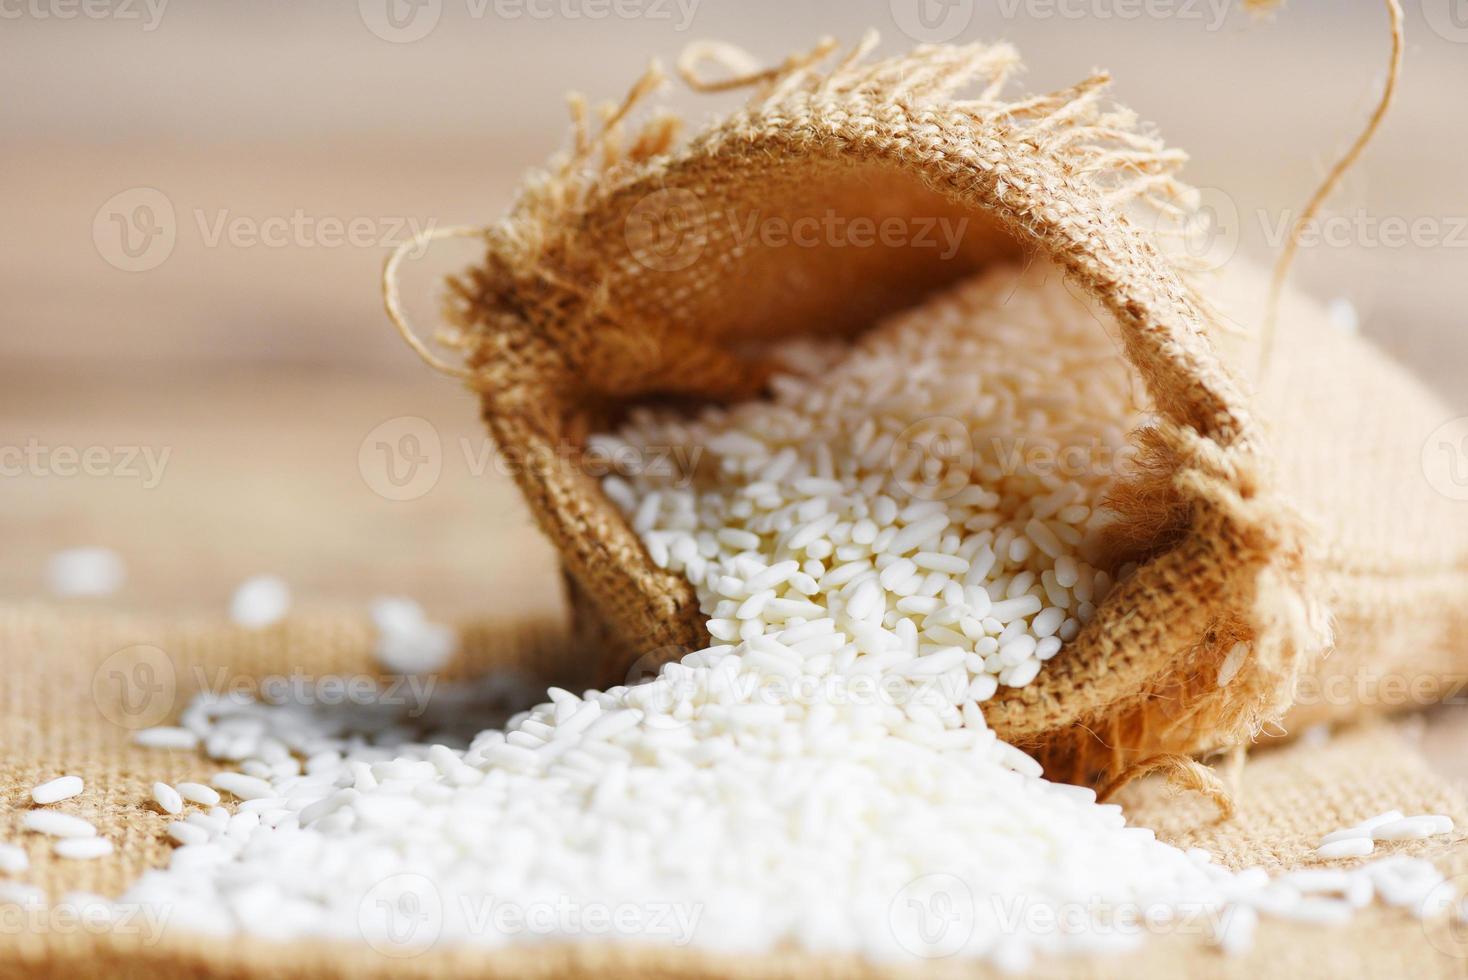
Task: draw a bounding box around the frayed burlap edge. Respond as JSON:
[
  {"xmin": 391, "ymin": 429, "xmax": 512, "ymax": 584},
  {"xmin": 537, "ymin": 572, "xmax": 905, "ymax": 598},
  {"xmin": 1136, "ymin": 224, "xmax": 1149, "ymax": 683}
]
[{"xmin": 408, "ymin": 33, "xmax": 1330, "ymax": 796}]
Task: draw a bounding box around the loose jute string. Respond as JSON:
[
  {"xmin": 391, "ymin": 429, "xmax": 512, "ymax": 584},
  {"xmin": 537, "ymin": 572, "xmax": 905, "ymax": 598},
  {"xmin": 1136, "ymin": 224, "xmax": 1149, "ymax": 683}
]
[
  {"xmin": 382, "ymin": 225, "xmax": 489, "ymax": 380},
  {"xmin": 382, "ymin": 61, "xmax": 676, "ymax": 380},
  {"xmin": 387, "ymin": 13, "xmax": 1404, "ymax": 385},
  {"xmin": 1256, "ymin": 0, "xmax": 1404, "ymax": 378},
  {"xmin": 1097, "ymin": 753, "xmax": 1236, "ymax": 821},
  {"xmin": 676, "ymin": 35, "xmax": 841, "ymax": 94}
]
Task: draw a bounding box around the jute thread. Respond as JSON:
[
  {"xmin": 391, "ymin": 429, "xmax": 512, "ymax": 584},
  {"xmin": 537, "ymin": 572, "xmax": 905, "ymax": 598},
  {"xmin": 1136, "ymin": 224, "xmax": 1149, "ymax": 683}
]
[{"xmin": 1257, "ymin": 0, "xmax": 1405, "ymax": 377}]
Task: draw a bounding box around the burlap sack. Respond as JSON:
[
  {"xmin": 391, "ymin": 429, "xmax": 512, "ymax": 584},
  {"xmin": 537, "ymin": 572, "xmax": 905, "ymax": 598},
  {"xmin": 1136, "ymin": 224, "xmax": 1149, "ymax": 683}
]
[
  {"xmin": 419, "ymin": 35, "xmax": 1466, "ymax": 790},
  {"xmin": 6, "ymin": 603, "xmax": 1468, "ymax": 978}
]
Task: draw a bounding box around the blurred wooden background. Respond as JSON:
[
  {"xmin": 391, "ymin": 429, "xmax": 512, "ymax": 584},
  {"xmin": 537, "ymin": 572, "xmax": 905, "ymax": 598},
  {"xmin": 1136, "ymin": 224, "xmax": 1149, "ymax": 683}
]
[{"xmin": 2, "ymin": 1, "xmax": 1466, "ymax": 621}]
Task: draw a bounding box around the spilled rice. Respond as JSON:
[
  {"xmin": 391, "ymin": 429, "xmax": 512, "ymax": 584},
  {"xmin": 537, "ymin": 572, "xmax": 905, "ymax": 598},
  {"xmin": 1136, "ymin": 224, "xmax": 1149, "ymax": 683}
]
[{"xmin": 4, "ymin": 268, "xmax": 1463, "ymax": 966}]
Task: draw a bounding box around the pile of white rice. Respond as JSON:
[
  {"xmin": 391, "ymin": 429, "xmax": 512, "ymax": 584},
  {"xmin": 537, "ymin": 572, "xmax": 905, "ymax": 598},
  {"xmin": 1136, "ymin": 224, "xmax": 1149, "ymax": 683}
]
[
  {"xmin": 598, "ymin": 266, "xmax": 1141, "ymax": 700},
  {"xmin": 8, "ymin": 267, "xmax": 1459, "ymax": 968}
]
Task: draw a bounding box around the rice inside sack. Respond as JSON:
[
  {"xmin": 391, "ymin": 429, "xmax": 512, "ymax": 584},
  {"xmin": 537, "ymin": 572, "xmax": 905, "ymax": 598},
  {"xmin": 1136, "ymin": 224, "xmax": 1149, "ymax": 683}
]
[
  {"xmin": 435, "ymin": 36, "xmax": 1327, "ymax": 789},
  {"xmin": 598, "ymin": 265, "xmax": 1145, "ymax": 707}
]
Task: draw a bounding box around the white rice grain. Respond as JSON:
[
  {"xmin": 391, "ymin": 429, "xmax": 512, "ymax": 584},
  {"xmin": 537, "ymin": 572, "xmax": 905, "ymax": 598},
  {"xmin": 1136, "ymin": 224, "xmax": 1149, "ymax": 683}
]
[
  {"xmin": 152, "ymin": 782, "xmax": 185, "ymax": 815},
  {"xmin": 23, "ymin": 811, "xmax": 96, "ymax": 839},
  {"xmin": 0, "ymin": 844, "xmax": 28, "ymax": 875},
  {"xmin": 30, "ymin": 775, "xmax": 83, "ymax": 805},
  {"xmin": 229, "ymin": 575, "xmax": 291, "ymax": 629},
  {"xmin": 211, "ymin": 772, "xmax": 274, "ymax": 801},
  {"xmin": 45, "ymin": 547, "xmax": 125, "ymax": 597},
  {"xmin": 54, "ymin": 838, "xmax": 113, "ymax": 860},
  {"xmin": 132, "ymin": 727, "xmax": 200, "ymax": 750},
  {"xmin": 1317, "ymin": 837, "xmax": 1375, "ymax": 859}
]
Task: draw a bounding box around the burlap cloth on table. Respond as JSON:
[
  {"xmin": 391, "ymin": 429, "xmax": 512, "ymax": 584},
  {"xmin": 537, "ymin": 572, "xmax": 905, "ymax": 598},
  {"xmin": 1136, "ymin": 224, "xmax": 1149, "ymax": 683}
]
[
  {"xmin": 4, "ymin": 601, "xmax": 1468, "ymax": 978},
  {"xmin": 428, "ymin": 34, "xmax": 1468, "ymax": 793}
]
